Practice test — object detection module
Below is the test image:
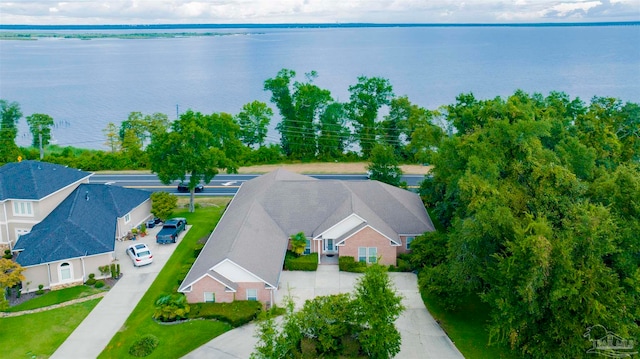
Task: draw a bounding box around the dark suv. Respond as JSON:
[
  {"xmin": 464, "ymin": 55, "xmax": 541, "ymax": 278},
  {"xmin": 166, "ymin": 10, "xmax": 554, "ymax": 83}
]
[{"xmin": 177, "ymin": 182, "xmax": 204, "ymax": 193}]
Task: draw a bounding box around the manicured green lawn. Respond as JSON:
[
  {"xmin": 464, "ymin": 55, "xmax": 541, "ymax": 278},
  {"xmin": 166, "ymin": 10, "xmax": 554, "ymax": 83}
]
[
  {"xmin": 421, "ymin": 292, "xmax": 518, "ymax": 359},
  {"xmin": 0, "ymin": 299, "xmax": 101, "ymax": 358},
  {"xmin": 4, "ymin": 285, "xmax": 105, "ymax": 312},
  {"xmin": 99, "ymin": 202, "xmax": 234, "ymax": 359}
]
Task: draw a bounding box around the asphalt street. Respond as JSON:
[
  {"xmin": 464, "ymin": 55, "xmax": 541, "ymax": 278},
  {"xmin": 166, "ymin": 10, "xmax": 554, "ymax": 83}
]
[{"xmin": 90, "ymin": 173, "xmax": 427, "ymax": 196}]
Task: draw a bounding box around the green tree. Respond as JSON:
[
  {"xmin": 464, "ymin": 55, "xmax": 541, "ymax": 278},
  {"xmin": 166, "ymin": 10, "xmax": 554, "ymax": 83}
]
[
  {"xmin": 352, "ymin": 264, "xmax": 404, "ymax": 359},
  {"xmin": 0, "ymin": 99, "xmax": 22, "ymax": 164},
  {"xmin": 146, "ymin": 110, "xmax": 236, "ymax": 212},
  {"xmin": 0, "ymin": 258, "xmax": 25, "ymax": 310},
  {"xmin": 264, "ymin": 69, "xmax": 335, "ymax": 159},
  {"xmin": 414, "ymin": 91, "xmax": 639, "ymax": 358},
  {"xmin": 317, "ymin": 102, "xmax": 350, "ymax": 160},
  {"xmin": 150, "ymin": 191, "xmax": 177, "ymax": 221},
  {"xmin": 102, "ymin": 122, "xmax": 121, "ymax": 152},
  {"xmin": 236, "ymin": 100, "xmax": 273, "ymax": 148},
  {"xmin": 25, "ymin": 113, "xmax": 54, "ymax": 149},
  {"xmin": 367, "ymin": 144, "xmax": 403, "ymax": 186},
  {"xmin": 346, "ymin": 76, "xmax": 394, "ymax": 158}
]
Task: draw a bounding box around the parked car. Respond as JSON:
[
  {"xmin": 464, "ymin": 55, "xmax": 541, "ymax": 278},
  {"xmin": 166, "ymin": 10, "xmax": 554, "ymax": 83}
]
[
  {"xmin": 156, "ymin": 217, "xmax": 187, "ymax": 244},
  {"xmin": 126, "ymin": 243, "xmax": 153, "ymax": 267},
  {"xmin": 146, "ymin": 217, "xmax": 162, "ymax": 229},
  {"xmin": 177, "ymin": 182, "xmax": 204, "ymax": 193}
]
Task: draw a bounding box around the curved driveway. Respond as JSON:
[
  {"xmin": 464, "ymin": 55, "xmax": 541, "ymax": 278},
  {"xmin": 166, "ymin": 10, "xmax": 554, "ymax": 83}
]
[{"xmin": 184, "ymin": 265, "xmax": 463, "ymax": 359}]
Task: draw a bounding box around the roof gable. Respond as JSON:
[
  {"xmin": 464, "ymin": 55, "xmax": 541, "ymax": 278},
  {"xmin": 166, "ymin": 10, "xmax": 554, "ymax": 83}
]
[
  {"xmin": 0, "ymin": 160, "xmax": 91, "ymax": 200},
  {"xmin": 14, "ymin": 184, "xmax": 150, "ymax": 266}
]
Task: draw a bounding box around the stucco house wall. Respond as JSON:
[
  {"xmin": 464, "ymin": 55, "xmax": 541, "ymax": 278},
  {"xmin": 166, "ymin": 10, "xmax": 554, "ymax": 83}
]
[
  {"xmin": 115, "ymin": 199, "xmax": 152, "ymax": 240},
  {"xmin": 338, "ymin": 226, "xmax": 398, "ymax": 266}
]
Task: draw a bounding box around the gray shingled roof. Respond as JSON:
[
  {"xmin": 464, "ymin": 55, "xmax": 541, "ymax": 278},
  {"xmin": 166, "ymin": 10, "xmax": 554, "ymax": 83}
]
[
  {"xmin": 179, "ymin": 169, "xmax": 434, "ymax": 292},
  {"xmin": 0, "ymin": 160, "xmax": 91, "ymax": 200},
  {"xmin": 14, "ymin": 184, "xmax": 150, "ymax": 267}
]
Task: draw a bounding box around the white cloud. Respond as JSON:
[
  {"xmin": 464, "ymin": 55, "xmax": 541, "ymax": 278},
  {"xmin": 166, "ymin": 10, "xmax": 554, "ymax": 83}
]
[{"xmin": 0, "ymin": 0, "xmax": 638, "ymax": 25}]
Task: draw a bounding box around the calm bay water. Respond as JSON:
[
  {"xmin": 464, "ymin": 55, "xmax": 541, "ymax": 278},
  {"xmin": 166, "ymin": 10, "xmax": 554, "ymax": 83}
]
[{"xmin": 1, "ymin": 25, "xmax": 639, "ymax": 149}]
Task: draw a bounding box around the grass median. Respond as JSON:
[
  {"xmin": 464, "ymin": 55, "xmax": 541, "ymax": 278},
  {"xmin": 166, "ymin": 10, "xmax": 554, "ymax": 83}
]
[{"xmin": 99, "ymin": 199, "xmax": 232, "ymax": 359}]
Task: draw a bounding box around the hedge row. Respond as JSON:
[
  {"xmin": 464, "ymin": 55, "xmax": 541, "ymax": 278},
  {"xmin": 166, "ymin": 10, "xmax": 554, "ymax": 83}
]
[
  {"xmin": 188, "ymin": 300, "xmax": 262, "ymax": 327},
  {"xmin": 338, "ymin": 256, "xmax": 367, "ymax": 273},
  {"xmin": 284, "ymin": 251, "xmax": 318, "ymax": 271}
]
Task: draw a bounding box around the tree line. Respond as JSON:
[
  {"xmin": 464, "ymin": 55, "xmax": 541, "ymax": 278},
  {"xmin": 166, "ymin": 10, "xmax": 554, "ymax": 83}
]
[
  {"xmin": 411, "ymin": 91, "xmax": 639, "ymax": 358},
  {"xmin": 0, "ymin": 68, "xmax": 441, "ymax": 172}
]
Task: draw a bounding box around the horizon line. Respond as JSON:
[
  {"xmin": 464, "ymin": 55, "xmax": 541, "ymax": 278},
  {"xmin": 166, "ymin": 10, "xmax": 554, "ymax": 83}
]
[{"xmin": 1, "ymin": 21, "xmax": 639, "ymax": 30}]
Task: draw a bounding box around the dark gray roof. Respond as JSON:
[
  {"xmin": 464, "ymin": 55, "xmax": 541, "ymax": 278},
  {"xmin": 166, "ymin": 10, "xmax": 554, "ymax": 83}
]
[
  {"xmin": 179, "ymin": 169, "xmax": 434, "ymax": 292},
  {"xmin": 14, "ymin": 184, "xmax": 150, "ymax": 267},
  {"xmin": 0, "ymin": 160, "xmax": 92, "ymax": 200}
]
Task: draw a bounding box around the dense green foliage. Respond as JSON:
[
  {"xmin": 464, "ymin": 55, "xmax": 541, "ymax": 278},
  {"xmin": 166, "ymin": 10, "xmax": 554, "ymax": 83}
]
[
  {"xmin": 284, "ymin": 251, "xmax": 318, "ymax": 271},
  {"xmin": 413, "ymin": 91, "xmax": 640, "ymax": 358},
  {"xmin": 150, "ymin": 191, "xmax": 178, "ymax": 221},
  {"xmin": 252, "ymin": 264, "xmax": 403, "ymax": 358},
  {"xmin": 188, "ymin": 300, "xmax": 263, "ymax": 327},
  {"xmin": 338, "ymin": 256, "xmax": 367, "ymax": 273}
]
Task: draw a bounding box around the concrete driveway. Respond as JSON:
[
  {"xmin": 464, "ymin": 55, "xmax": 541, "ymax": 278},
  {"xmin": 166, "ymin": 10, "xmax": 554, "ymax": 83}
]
[
  {"xmin": 184, "ymin": 265, "xmax": 463, "ymax": 359},
  {"xmin": 50, "ymin": 225, "xmax": 189, "ymax": 359}
]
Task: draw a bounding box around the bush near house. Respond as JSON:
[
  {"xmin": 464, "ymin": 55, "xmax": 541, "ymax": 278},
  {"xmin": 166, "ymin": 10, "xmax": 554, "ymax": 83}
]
[
  {"xmin": 188, "ymin": 300, "xmax": 263, "ymax": 327},
  {"xmin": 338, "ymin": 256, "xmax": 367, "ymax": 273},
  {"xmin": 284, "ymin": 251, "xmax": 318, "ymax": 271}
]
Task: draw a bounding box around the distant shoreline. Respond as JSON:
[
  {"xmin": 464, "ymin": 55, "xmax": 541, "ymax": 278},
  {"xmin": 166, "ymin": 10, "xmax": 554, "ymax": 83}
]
[{"xmin": 1, "ymin": 21, "xmax": 638, "ymax": 31}]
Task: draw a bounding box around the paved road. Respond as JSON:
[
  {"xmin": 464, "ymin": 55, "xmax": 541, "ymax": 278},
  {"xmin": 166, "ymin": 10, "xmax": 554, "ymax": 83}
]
[
  {"xmin": 90, "ymin": 173, "xmax": 427, "ymax": 195},
  {"xmin": 50, "ymin": 226, "xmax": 187, "ymax": 359},
  {"xmin": 184, "ymin": 266, "xmax": 463, "ymax": 359}
]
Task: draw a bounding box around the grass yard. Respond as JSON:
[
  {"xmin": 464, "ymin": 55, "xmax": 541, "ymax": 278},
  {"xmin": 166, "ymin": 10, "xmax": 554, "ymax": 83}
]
[
  {"xmin": 5, "ymin": 285, "xmax": 105, "ymax": 312},
  {"xmin": 0, "ymin": 299, "xmax": 101, "ymax": 358},
  {"xmin": 99, "ymin": 201, "xmax": 233, "ymax": 359},
  {"xmin": 421, "ymin": 292, "xmax": 518, "ymax": 359}
]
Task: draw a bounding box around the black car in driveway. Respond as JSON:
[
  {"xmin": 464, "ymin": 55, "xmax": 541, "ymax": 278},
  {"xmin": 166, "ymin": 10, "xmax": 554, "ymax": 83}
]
[{"xmin": 177, "ymin": 182, "xmax": 204, "ymax": 193}]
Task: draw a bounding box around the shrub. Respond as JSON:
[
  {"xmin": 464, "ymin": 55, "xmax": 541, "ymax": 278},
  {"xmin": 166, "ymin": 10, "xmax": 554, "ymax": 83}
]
[
  {"xmin": 94, "ymin": 280, "xmax": 105, "ymax": 288},
  {"xmin": 338, "ymin": 256, "xmax": 367, "ymax": 273},
  {"xmin": 193, "ymin": 241, "xmax": 205, "ymax": 257},
  {"xmin": 153, "ymin": 293, "xmax": 190, "ymax": 322},
  {"xmin": 35, "ymin": 284, "xmax": 45, "ymax": 295},
  {"xmin": 188, "ymin": 300, "xmax": 262, "ymax": 327},
  {"xmin": 85, "ymin": 273, "xmax": 97, "ymax": 286},
  {"xmin": 284, "ymin": 251, "xmax": 318, "ymax": 271},
  {"xmin": 388, "ymin": 257, "xmax": 413, "ymax": 272},
  {"xmin": 98, "ymin": 265, "xmax": 110, "ymax": 276},
  {"xmin": 128, "ymin": 334, "xmax": 159, "ymax": 357},
  {"xmin": 300, "ymin": 337, "xmax": 318, "ymax": 358},
  {"xmin": 3, "ymin": 249, "xmax": 12, "ymax": 259}
]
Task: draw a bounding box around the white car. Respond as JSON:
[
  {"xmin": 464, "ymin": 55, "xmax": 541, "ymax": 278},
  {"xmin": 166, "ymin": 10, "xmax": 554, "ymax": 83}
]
[{"xmin": 126, "ymin": 243, "xmax": 153, "ymax": 267}]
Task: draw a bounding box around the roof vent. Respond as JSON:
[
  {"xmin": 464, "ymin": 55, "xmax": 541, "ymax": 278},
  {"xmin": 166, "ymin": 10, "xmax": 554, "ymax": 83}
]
[{"xmin": 85, "ymin": 191, "xmax": 89, "ymax": 201}]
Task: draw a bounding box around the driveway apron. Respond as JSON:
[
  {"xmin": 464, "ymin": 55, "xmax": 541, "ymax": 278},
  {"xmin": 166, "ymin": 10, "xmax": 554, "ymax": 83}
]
[
  {"xmin": 50, "ymin": 226, "xmax": 188, "ymax": 359},
  {"xmin": 184, "ymin": 265, "xmax": 463, "ymax": 359}
]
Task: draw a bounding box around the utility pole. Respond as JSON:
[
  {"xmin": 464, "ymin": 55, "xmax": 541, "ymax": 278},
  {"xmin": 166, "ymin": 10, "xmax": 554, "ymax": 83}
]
[{"xmin": 38, "ymin": 124, "xmax": 43, "ymax": 160}]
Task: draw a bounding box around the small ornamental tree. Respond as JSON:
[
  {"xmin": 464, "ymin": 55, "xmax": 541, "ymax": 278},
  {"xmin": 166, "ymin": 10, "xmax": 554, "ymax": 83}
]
[
  {"xmin": 150, "ymin": 191, "xmax": 177, "ymax": 221},
  {"xmin": 0, "ymin": 258, "xmax": 25, "ymax": 310},
  {"xmin": 290, "ymin": 232, "xmax": 307, "ymax": 256},
  {"xmin": 367, "ymin": 143, "xmax": 404, "ymax": 187}
]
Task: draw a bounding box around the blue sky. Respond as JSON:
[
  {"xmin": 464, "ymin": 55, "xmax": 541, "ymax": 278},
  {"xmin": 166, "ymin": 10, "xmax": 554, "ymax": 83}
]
[{"xmin": 0, "ymin": 0, "xmax": 638, "ymax": 25}]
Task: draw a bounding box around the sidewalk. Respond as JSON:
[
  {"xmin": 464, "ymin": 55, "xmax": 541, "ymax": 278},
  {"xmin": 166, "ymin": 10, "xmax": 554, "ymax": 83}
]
[{"xmin": 50, "ymin": 226, "xmax": 187, "ymax": 359}]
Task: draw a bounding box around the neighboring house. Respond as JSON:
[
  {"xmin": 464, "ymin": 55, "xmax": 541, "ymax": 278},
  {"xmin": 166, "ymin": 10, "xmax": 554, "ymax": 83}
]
[
  {"xmin": 179, "ymin": 169, "xmax": 434, "ymax": 306},
  {"xmin": 14, "ymin": 183, "xmax": 151, "ymax": 292},
  {"xmin": 0, "ymin": 160, "xmax": 91, "ymax": 251}
]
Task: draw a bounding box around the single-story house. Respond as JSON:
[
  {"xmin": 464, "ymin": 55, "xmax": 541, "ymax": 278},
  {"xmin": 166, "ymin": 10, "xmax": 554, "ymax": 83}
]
[
  {"xmin": 179, "ymin": 169, "xmax": 434, "ymax": 306},
  {"xmin": 0, "ymin": 160, "xmax": 91, "ymax": 251},
  {"xmin": 13, "ymin": 183, "xmax": 151, "ymax": 292}
]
